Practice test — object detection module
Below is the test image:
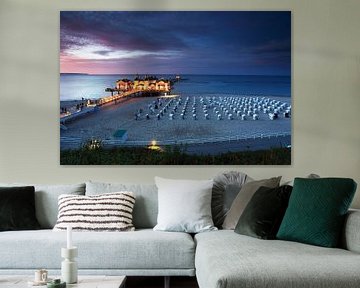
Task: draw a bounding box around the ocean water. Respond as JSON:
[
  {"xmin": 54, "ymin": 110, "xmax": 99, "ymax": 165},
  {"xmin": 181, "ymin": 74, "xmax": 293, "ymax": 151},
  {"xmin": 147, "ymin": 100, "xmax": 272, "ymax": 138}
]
[{"xmin": 60, "ymin": 74, "xmax": 291, "ymax": 101}]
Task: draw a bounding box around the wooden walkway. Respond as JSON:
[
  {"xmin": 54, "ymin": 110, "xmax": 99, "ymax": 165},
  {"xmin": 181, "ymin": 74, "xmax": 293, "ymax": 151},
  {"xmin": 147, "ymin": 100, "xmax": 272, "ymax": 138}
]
[
  {"xmin": 60, "ymin": 106, "xmax": 98, "ymax": 124},
  {"xmin": 97, "ymin": 89, "xmax": 140, "ymax": 106}
]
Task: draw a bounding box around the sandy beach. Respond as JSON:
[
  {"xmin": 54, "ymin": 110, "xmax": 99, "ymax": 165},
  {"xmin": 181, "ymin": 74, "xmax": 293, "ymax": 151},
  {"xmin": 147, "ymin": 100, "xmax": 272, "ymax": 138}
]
[{"xmin": 60, "ymin": 94, "xmax": 291, "ymax": 152}]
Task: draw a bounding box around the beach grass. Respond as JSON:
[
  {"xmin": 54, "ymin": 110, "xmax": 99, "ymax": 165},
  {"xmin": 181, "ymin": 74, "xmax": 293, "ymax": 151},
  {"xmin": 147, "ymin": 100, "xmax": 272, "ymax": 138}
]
[{"xmin": 60, "ymin": 146, "xmax": 291, "ymax": 165}]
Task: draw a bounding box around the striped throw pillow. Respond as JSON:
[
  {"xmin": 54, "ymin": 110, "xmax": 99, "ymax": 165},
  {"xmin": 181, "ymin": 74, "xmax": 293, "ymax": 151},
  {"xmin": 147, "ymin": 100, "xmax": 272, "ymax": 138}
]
[{"xmin": 53, "ymin": 192, "xmax": 136, "ymax": 231}]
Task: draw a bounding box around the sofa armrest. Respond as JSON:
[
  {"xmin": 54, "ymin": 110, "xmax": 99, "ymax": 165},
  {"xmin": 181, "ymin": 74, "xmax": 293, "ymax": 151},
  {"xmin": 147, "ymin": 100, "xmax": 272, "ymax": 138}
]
[{"xmin": 342, "ymin": 209, "xmax": 360, "ymax": 253}]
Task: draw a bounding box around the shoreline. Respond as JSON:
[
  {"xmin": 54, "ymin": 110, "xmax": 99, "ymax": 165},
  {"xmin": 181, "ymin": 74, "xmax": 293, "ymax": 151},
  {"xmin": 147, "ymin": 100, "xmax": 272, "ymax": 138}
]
[{"xmin": 60, "ymin": 93, "xmax": 291, "ymax": 106}]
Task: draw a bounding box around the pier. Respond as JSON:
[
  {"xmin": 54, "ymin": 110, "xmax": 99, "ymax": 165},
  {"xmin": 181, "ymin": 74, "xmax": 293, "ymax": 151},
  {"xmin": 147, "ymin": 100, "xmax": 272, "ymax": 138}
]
[
  {"xmin": 98, "ymin": 89, "xmax": 169, "ymax": 106},
  {"xmin": 60, "ymin": 76, "xmax": 174, "ymax": 125}
]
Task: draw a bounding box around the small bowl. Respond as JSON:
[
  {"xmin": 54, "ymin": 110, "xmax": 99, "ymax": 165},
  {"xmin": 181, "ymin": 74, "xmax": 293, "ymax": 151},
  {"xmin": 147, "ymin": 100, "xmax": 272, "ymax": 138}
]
[{"xmin": 47, "ymin": 279, "xmax": 66, "ymax": 288}]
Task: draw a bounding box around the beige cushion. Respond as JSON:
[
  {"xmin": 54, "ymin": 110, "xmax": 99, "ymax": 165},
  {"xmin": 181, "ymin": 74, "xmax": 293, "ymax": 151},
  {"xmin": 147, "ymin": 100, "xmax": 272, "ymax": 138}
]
[{"xmin": 222, "ymin": 176, "xmax": 281, "ymax": 230}]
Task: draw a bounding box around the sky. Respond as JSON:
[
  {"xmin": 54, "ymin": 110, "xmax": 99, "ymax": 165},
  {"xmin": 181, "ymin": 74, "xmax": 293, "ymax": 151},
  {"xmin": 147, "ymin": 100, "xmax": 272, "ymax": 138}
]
[{"xmin": 60, "ymin": 11, "xmax": 291, "ymax": 75}]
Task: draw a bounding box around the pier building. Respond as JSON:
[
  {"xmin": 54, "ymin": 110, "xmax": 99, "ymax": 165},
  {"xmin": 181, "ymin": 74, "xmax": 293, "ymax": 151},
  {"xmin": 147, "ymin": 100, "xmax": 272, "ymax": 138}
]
[{"xmin": 116, "ymin": 76, "xmax": 171, "ymax": 93}]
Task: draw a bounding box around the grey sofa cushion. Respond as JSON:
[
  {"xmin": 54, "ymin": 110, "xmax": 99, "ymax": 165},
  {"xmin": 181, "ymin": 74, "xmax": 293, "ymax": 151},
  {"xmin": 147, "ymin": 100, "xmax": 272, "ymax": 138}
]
[
  {"xmin": 86, "ymin": 181, "xmax": 158, "ymax": 229},
  {"xmin": 195, "ymin": 230, "xmax": 360, "ymax": 288},
  {"xmin": 0, "ymin": 229, "xmax": 195, "ymax": 271},
  {"xmin": 212, "ymin": 171, "xmax": 251, "ymax": 228},
  {"xmin": 0, "ymin": 183, "xmax": 85, "ymax": 228}
]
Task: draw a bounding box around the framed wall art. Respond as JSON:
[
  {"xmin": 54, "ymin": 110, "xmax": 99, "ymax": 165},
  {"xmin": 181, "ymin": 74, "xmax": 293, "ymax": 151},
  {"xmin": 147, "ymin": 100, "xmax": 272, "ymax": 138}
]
[{"xmin": 60, "ymin": 11, "xmax": 291, "ymax": 165}]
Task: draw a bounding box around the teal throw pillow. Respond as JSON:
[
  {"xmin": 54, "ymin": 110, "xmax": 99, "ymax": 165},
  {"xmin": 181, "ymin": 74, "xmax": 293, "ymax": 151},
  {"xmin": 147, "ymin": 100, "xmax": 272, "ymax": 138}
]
[{"xmin": 277, "ymin": 178, "xmax": 357, "ymax": 247}]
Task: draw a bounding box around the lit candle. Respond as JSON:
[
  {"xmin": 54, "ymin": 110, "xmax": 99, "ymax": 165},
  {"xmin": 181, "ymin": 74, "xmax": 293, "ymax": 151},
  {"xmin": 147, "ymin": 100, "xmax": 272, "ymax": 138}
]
[{"xmin": 67, "ymin": 225, "xmax": 72, "ymax": 249}]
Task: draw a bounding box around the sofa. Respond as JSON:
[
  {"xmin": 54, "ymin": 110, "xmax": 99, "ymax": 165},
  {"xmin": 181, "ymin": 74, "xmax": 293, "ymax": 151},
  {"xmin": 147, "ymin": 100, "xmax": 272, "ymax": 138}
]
[{"xmin": 0, "ymin": 180, "xmax": 360, "ymax": 288}]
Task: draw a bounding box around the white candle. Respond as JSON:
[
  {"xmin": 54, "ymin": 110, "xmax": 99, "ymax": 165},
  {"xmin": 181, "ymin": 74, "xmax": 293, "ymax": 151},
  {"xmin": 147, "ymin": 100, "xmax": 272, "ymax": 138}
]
[{"xmin": 67, "ymin": 225, "xmax": 72, "ymax": 249}]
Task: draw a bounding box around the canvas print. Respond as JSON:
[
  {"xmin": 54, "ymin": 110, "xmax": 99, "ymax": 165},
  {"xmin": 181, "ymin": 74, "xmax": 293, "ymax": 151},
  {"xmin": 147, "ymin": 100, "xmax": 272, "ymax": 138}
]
[{"xmin": 60, "ymin": 11, "xmax": 291, "ymax": 165}]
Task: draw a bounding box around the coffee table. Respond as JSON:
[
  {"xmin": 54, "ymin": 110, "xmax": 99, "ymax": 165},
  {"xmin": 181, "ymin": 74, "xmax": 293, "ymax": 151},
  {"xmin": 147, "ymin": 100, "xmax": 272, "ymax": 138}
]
[{"xmin": 0, "ymin": 275, "xmax": 126, "ymax": 288}]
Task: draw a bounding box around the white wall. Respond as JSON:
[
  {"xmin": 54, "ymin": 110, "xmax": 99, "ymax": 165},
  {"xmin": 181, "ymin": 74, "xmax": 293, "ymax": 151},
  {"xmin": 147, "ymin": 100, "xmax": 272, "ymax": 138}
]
[{"xmin": 0, "ymin": 0, "xmax": 359, "ymax": 207}]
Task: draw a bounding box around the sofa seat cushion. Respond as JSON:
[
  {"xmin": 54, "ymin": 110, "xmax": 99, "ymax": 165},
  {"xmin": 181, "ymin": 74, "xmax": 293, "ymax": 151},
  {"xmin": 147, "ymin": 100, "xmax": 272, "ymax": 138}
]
[
  {"xmin": 0, "ymin": 229, "xmax": 195, "ymax": 270},
  {"xmin": 195, "ymin": 230, "xmax": 360, "ymax": 288}
]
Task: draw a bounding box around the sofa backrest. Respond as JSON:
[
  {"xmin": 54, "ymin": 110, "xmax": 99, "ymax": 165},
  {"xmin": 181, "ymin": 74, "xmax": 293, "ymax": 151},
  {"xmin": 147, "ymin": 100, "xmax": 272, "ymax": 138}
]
[
  {"xmin": 341, "ymin": 209, "xmax": 360, "ymax": 253},
  {"xmin": 86, "ymin": 181, "xmax": 158, "ymax": 229}
]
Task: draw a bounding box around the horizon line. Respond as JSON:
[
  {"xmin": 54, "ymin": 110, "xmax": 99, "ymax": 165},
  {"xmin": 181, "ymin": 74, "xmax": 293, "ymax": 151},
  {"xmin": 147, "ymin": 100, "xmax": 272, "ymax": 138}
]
[{"xmin": 60, "ymin": 72, "xmax": 291, "ymax": 77}]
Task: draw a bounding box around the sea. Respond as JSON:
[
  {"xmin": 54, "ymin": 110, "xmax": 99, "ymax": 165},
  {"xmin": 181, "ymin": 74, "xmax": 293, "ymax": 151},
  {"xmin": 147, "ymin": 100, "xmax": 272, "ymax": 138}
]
[{"xmin": 60, "ymin": 74, "xmax": 291, "ymax": 101}]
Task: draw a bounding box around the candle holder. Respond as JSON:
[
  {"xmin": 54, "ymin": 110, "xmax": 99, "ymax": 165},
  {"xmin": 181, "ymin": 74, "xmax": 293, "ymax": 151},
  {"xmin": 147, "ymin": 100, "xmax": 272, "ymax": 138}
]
[{"xmin": 61, "ymin": 247, "xmax": 78, "ymax": 284}]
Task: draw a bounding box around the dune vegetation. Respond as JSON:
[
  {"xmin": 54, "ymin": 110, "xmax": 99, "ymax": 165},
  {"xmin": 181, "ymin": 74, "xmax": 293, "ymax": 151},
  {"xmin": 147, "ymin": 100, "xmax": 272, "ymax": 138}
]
[{"xmin": 60, "ymin": 145, "xmax": 291, "ymax": 165}]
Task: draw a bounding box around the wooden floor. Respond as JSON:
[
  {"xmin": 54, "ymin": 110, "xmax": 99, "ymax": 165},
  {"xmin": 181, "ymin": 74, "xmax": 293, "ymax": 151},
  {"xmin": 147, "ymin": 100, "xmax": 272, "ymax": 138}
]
[{"xmin": 126, "ymin": 276, "xmax": 199, "ymax": 288}]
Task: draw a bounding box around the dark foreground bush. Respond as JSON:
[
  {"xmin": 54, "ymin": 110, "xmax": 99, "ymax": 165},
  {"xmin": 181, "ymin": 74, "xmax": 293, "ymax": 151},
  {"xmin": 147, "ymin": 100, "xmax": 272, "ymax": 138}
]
[{"xmin": 60, "ymin": 146, "xmax": 291, "ymax": 165}]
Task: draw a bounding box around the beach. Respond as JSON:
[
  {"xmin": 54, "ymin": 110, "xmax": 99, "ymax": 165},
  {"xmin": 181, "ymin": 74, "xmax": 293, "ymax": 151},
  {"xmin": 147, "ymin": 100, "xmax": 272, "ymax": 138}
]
[{"xmin": 60, "ymin": 94, "xmax": 291, "ymax": 153}]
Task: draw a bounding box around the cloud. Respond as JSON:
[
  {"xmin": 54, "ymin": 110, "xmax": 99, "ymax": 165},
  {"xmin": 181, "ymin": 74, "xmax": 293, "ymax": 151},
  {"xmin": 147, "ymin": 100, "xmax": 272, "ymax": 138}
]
[
  {"xmin": 60, "ymin": 11, "xmax": 191, "ymax": 54},
  {"xmin": 63, "ymin": 41, "xmax": 182, "ymax": 61},
  {"xmin": 60, "ymin": 11, "xmax": 291, "ymax": 75},
  {"xmin": 94, "ymin": 50, "xmax": 111, "ymax": 56}
]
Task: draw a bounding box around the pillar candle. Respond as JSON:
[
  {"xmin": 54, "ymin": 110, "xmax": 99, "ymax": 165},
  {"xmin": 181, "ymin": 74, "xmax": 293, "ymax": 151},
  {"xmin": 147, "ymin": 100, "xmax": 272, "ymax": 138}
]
[{"xmin": 67, "ymin": 225, "xmax": 72, "ymax": 249}]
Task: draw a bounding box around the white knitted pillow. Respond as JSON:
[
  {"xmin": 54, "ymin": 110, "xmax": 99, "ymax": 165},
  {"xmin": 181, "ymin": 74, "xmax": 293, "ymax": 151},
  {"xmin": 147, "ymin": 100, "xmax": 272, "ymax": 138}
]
[{"xmin": 53, "ymin": 192, "xmax": 135, "ymax": 231}]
